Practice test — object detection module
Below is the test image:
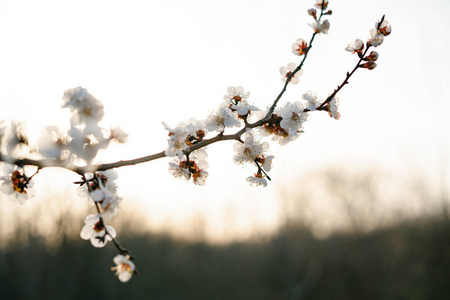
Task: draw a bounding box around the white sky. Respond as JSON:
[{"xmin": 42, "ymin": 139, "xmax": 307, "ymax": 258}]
[{"xmin": 0, "ymin": 0, "xmax": 449, "ymax": 241}]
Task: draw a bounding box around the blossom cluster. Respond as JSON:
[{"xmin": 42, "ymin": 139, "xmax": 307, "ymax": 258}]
[
  {"xmin": 0, "ymin": 0, "xmax": 392, "ymax": 283},
  {"xmin": 345, "ymin": 17, "xmax": 391, "ymax": 70}
]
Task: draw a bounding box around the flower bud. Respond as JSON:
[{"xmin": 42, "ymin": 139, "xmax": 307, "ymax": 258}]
[
  {"xmin": 360, "ymin": 61, "xmax": 377, "ymax": 70},
  {"xmin": 324, "ymin": 10, "xmax": 332, "ymax": 15},
  {"xmin": 307, "ymin": 8, "xmax": 317, "ymax": 19},
  {"xmin": 366, "ymin": 51, "xmax": 379, "ymax": 61}
]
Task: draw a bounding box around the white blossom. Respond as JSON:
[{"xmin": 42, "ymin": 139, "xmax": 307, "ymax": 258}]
[
  {"xmin": 280, "ymin": 62, "xmax": 303, "ymax": 84},
  {"xmin": 206, "ymin": 104, "xmax": 241, "ymax": 132},
  {"xmin": 233, "ymin": 130, "xmax": 269, "ymax": 165},
  {"xmin": 223, "ymin": 86, "xmax": 250, "ymax": 103},
  {"xmin": 80, "ymin": 214, "xmax": 116, "ymax": 248},
  {"xmin": 368, "ymin": 28, "xmax": 384, "ymax": 47},
  {"xmin": 62, "ymin": 87, "xmax": 104, "ymax": 137},
  {"xmin": 163, "ymin": 121, "xmax": 189, "ymax": 159},
  {"xmin": 328, "ymin": 97, "xmax": 341, "ymax": 120},
  {"xmin": 292, "ymin": 38, "xmax": 308, "ymax": 56},
  {"xmin": 302, "ymin": 91, "xmax": 322, "ymax": 111},
  {"xmin": 168, "ymin": 157, "xmax": 191, "ymax": 181},
  {"xmin": 246, "ymin": 174, "xmax": 268, "ymax": 187},
  {"xmin": 111, "ymin": 255, "xmax": 135, "ymax": 283},
  {"xmin": 0, "ymin": 164, "xmax": 34, "ymax": 205},
  {"xmin": 309, "ymin": 20, "xmax": 330, "ymax": 34},
  {"xmin": 345, "ymin": 39, "xmax": 364, "ymax": 53},
  {"xmin": 279, "ymin": 101, "xmax": 308, "ymax": 131}
]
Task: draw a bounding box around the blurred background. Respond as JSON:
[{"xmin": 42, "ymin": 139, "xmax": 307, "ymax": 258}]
[{"xmin": 0, "ymin": 0, "xmax": 449, "ymax": 299}]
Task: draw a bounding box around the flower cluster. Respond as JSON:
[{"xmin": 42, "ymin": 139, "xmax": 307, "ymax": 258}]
[
  {"xmin": 233, "ymin": 130, "xmax": 274, "ymax": 187},
  {"xmin": 169, "ymin": 156, "xmax": 209, "ymax": 186},
  {"xmin": 76, "ymin": 169, "xmax": 122, "ymax": 220},
  {"xmin": 164, "ymin": 86, "xmax": 261, "ymax": 186},
  {"xmin": 37, "ymin": 87, "xmax": 128, "ymax": 164},
  {"xmin": 346, "ymin": 17, "xmax": 391, "ymax": 70}
]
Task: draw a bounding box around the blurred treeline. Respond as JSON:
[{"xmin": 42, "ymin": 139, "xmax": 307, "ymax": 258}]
[
  {"xmin": 1, "ymin": 217, "xmax": 450, "ymax": 300},
  {"xmin": 0, "ymin": 167, "xmax": 449, "ymax": 300}
]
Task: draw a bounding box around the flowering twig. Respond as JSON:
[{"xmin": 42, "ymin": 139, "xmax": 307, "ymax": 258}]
[
  {"xmin": 266, "ymin": 6, "xmax": 328, "ymax": 119},
  {"xmin": 317, "ymin": 15, "xmax": 387, "ymax": 111},
  {"xmin": 0, "ymin": 0, "xmax": 391, "ymax": 282}
]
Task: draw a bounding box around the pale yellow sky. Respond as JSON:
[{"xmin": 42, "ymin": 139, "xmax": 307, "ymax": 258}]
[{"xmin": 0, "ymin": 0, "xmax": 448, "ymax": 241}]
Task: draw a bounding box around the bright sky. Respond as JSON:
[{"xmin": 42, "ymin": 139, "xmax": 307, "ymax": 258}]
[{"xmin": 0, "ymin": 0, "xmax": 448, "ymax": 242}]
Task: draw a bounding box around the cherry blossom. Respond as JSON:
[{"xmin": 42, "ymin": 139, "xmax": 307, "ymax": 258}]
[
  {"xmin": 302, "ymin": 91, "xmax": 322, "ymax": 111},
  {"xmin": 163, "ymin": 121, "xmax": 189, "ymax": 159},
  {"xmin": 345, "ymin": 39, "xmax": 364, "ymax": 54},
  {"xmin": 0, "ymin": 164, "xmax": 34, "ymax": 205},
  {"xmin": 247, "ymin": 172, "xmax": 268, "ymax": 187},
  {"xmin": 280, "ymin": 62, "xmax": 303, "ymax": 84},
  {"xmin": 279, "ymin": 101, "xmax": 308, "ymax": 131},
  {"xmin": 80, "ymin": 214, "xmax": 116, "ymax": 248},
  {"xmin": 309, "ymin": 20, "xmax": 330, "ymax": 34},
  {"xmin": 292, "ymin": 38, "xmax": 308, "ymax": 56},
  {"xmin": 169, "ymin": 156, "xmax": 209, "ymax": 185},
  {"xmin": 206, "ymin": 104, "xmax": 241, "ymax": 133},
  {"xmin": 377, "ymin": 19, "xmax": 391, "ymax": 36},
  {"xmin": 327, "ymin": 97, "xmax": 341, "ymax": 120},
  {"xmin": 224, "ymin": 86, "xmax": 250, "ymax": 104},
  {"xmin": 111, "ymin": 255, "xmax": 136, "ymax": 283},
  {"xmin": 368, "ymin": 28, "xmax": 384, "ymax": 47},
  {"xmin": 233, "ymin": 130, "xmax": 270, "ymax": 165}
]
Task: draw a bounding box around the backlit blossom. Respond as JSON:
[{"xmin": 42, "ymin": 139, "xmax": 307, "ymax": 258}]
[
  {"xmin": 77, "ymin": 169, "xmax": 119, "ymax": 203},
  {"xmin": 231, "ymin": 101, "xmax": 260, "ymax": 119},
  {"xmin": 37, "ymin": 126, "xmax": 69, "ymax": 159},
  {"xmin": 80, "ymin": 214, "xmax": 116, "ymax": 248},
  {"xmin": 224, "ymin": 86, "xmax": 250, "ymax": 104},
  {"xmin": 292, "ymin": 38, "xmax": 308, "ymax": 56},
  {"xmin": 169, "ymin": 156, "xmax": 209, "ymax": 185},
  {"xmin": 345, "ymin": 39, "xmax": 364, "ymax": 54},
  {"xmin": 327, "ymin": 97, "xmax": 341, "ymax": 120},
  {"xmin": 0, "ymin": 164, "xmax": 35, "ymax": 205},
  {"xmin": 368, "ymin": 28, "xmax": 384, "ymax": 47},
  {"xmin": 256, "ymin": 155, "xmax": 274, "ymax": 172},
  {"xmin": 224, "ymin": 86, "xmax": 258, "ymax": 120},
  {"xmin": 279, "ymin": 101, "xmax": 308, "ymax": 131},
  {"xmin": 62, "ymin": 87, "xmax": 104, "ymax": 137},
  {"xmin": 280, "ymin": 62, "xmax": 302, "ymax": 84},
  {"xmin": 302, "ymin": 91, "xmax": 322, "ymax": 111},
  {"xmin": 206, "ymin": 104, "xmax": 241, "ymax": 132},
  {"xmin": 377, "ymin": 19, "xmax": 391, "ymax": 36},
  {"xmin": 233, "ymin": 130, "xmax": 269, "ymax": 165},
  {"xmin": 246, "ymin": 172, "xmax": 267, "ymax": 187},
  {"xmin": 163, "ymin": 121, "xmax": 189, "ymax": 159},
  {"xmin": 169, "ymin": 157, "xmax": 191, "ymax": 181},
  {"xmin": 111, "ymin": 255, "xmax": 135, "ymax": 283},
  {"xmin": 309, "ymin": 20, "xmax": 330, "ymax": 34},
  {"xmin": 99, "ymin": 190, "xmax": 122, "ymax": 220},
  {"xmin": 109, "ymin": 127, "xmax": 128, "ymax": 144}
]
